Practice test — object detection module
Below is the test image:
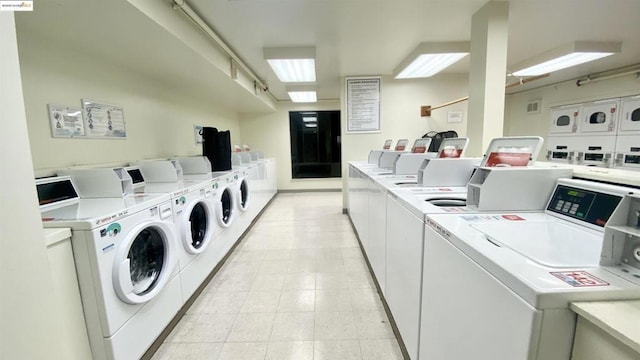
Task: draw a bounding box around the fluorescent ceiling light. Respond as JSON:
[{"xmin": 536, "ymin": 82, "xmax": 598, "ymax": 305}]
[
  {"xmin": 264, "ymin": 47, "xmax": 316, "ymax": 82},
  {"xmin": 394, "ymin": 42, "xmax": 469, "ymax": 79},
  {"xmin": 302, "ymin": 117, "xmax": 317, "ymax": 122},
  {"xmin": 304, "ymin": 123, "xmax": 318, "ymax": 128},
  {"xmin": 288, "ymin": 91, "xmax": 317, "ymax": 103},
  {"xmin": 511, "ymin": 41, "xmax": 622, "ymax": 76}
]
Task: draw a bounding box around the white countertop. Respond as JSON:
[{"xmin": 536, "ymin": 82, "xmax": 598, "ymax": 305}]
[
  {"xmin": 44, "ymin": 228, "xmax": 72, "ymax": 247},
  {"xmin": 570, "ymin": 300, "xmax": 640, "ymax": 354}
]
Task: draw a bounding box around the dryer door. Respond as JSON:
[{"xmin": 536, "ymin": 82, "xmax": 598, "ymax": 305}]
[
  {"xmin": 549, "ymin": 106, "xmax": 580, "ymax": 134},
  {"xmin": 238, "ymin": 178, "xmax": 250, "ymax": 212},
  {"xmin": 113, "ymin": 221, "xmax": 176, "ymax": 304},
  {"xmin": 619, "ymin": 96, "xmax": 640, "ymax": 133},
  {"xmin": 182, "ymin": 199, "xmax": 215, "ymax": 254},
  {"xmin": 216, "ymin": 186, "xmax": 235, "ymax": 228},
  {"xmin": 580, "ymin": 100, "xmax": 618, "ymax": 134}
]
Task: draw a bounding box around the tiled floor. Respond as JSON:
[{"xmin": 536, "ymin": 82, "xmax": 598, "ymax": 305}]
[{"xmin": 153, "ymin": 192, "xmax": 404, "ymax": 360}]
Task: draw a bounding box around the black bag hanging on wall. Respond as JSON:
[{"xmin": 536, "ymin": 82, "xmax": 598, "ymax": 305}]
[
  {"xmin": 202, "ymin": 127, "xmax": 232, "ymax": 171},
  {"xmin": 422, "ymin": 130, "xmax": 458, "ymax": 152}
]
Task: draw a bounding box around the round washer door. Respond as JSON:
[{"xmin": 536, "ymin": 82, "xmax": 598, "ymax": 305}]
[
  {"xmin": 238, "ymin": 178, "xmax": 250, "ymax": 212},
  {"xmin": 113, "ymin": 221, "xmax": 176, "ymax": 304},
  {"xmin": 182, "ymin": 199, "xmax": 215, "ymax": 254},
  {"xmin": 216, "ymin": 186, "xmax": 235, "ymax": 228}
]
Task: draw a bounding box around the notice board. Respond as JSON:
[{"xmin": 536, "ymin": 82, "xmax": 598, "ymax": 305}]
[{"xmin": 346, "ymin": 77, "xmax": 381, "ymax": 133}]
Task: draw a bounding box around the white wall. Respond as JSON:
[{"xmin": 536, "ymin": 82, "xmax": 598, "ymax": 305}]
[
  {"xmin": 0, "ymin": 13, "xmax": 64, "ymax": 359},
  {"xmin": 239, "ymin": 100, "xmax": 342, "ymax": 190},
  {"xmin": 17, "ymin": 31, "xmax": 242, "ymax": 173},
  {"xmin": 341, "ymin": 74, "xmax": 470, "ymax": 208},
  {"xmin": 505, "ymin": 75, "xmax": 640, "ymax": 143}
]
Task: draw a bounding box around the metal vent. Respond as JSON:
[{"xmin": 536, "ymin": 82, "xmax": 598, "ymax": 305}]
[{"xmin": 526, "ymin": 100, "xmax": 541, "ymax": 114}]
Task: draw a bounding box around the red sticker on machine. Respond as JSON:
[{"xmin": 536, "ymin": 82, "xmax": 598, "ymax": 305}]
[
  {"xmin": 439, "ymin": 148, "xmax": 463, "ymax": 158},
  {"xmin": 485, "ymin": 152, "xmax": 531, "ymax": 167},
  {"xmin": 413, "ymin": 146, "xmax": 427, "ymax": 153},
  {"xmin": 501, "ymin": 215, "xmax": 525, "ymax": 221},
  {"xmin": 550, "ymin": 271, "xmax": 609, "ymax": 287}
]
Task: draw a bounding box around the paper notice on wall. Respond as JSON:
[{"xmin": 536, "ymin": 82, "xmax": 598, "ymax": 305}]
[
  {"xmin": 48, "ymin": 104, "xmax": 85, "ymax": 138},
  {"xmin": 346, "ymin": 77, "xmax": 381, "ymax": 133},
  {"xmin": 447, "ymin": 111, "xmax": 463, "ymax": 123},
  {"xmin": 82, "ymin": 99, "xmax": 126, "ymax": 139}
]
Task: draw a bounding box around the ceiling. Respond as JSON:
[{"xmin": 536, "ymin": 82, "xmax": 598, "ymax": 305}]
[{"xmin": 189, "ymin": 0, "xmax": 640, "ymax": 100}]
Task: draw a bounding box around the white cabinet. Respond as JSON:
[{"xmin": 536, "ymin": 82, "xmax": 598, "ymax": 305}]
[{"xmin": 45, "ymin": 229, "xmax": 92, "ymax": 360}]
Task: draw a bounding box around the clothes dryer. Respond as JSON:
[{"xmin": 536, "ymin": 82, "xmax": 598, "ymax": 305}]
[
  {"xmin": 420, "ymin": 179, "xmax": 640, "ymax": 360},
  {"xmin": 37, "ymin": 176, "xmax": 181, "ymax": 360}
]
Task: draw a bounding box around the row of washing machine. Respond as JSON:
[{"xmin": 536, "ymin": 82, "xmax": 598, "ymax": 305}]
[
  {"xmin": 36, "ymin": 154, "xmax": 277, "ymax": 360},
  {"xmin": 348, "ymin": 136, "xmax": 640, "ymax": 360},
  {"xmin": 546, "ymin": 94, "xmax": 640, "ymax": 169}
]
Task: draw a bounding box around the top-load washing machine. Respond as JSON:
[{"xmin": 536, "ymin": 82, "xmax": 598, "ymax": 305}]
[
  {"xmin": 37, "ymin": 173, "xmax": 182, "ymax": 360},
  {"xmin": 127, "ymin": 162, "xmax": 218, "ymax": 302},
  {"xmin": 420, "ymin": 178, "xmax": 640, "ymax": 360},
  {"xmin": 381, "ymin": 136, "xmax": 558, "ymax": 360}
]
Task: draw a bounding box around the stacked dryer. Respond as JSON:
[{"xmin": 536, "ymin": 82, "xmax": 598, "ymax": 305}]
[
  {"xmin": 547, "ymin": 97, "xmax": 637, "ymax": 168},
  {"xmin": 615, "ymin": 94, "xmax": 640, "ymax": 170}
]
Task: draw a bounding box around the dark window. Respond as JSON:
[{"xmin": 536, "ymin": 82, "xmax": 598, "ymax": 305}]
[
  {"xmin": 631, "ymin": 108, "xmax": 640, "ymax": 122},
  {"xmin": 556, "ymin": 115, "xmax": 571, "ymax": 126},
  {"xmin": 128, "ymin": 227, "xmax": 166, "ymax": 295},
  {"xmin": 589, "ymin": 112, "xmax": 606, "ymax": 124},
  {"xmin": 289, "ymin": 111, "xmax": 341, "ymax": 178}
]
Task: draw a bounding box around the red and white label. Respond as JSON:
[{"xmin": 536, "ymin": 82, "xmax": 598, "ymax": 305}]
[
  {"xmin": 413, "ymin": 146, "xmax": 427, "ymax": 153},
  {"xmin": 550, "ymin": 271, "xmax": 609, "ymax": 287},
  {"xmin": 485, "ymin": 152, "xmax": 531, "ymax": 167},
  {"xmin": 395, "ymin": 145, "xmax": 406, "ymax": 151},
  {"xmin": 439, "ymin": 148, "xmax": 463, "ymax": 158},
  {"xmin": 501, "ymin": 214, "xmax": 525, "ymax": 221}
]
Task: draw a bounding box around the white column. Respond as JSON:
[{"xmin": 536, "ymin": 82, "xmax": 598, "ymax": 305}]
[
  {"xmin": 466, "ymin": 0, "xmax": 509, "ymax": 156},
  {"xmin": 0, "ymin": 13, "xmax": 64, "ymax": 359}
]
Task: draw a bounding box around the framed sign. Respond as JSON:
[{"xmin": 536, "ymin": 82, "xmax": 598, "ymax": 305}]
[
  {"xmin": 81, "ymin": 99, "xmax": 126, "ymax": 139},
  {"xmin": 346, "ymin": 77, "xmax": 381, "ymax": 133},
  {"xmin": 194, "ymin": 125, "xmax": 203, "ymax": 144},
  {"xmin": 48, "ymin": 104, "xmax": 85, "ymax": 138}
]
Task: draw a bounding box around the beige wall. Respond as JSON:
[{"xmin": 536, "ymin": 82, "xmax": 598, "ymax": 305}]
[
  {"xmin": 504, "ymin": 75, "xmax": 640, "ymax": 146},
  {"xmin": 0, "ymin": 13, "xmax": 64, "ymax": 359},
  {"xmin": 17, "ymin": 32, "xmax": 242, "ymax": 174},
  {"xmin": 240, "ymin": 100, "xmax": 342, "ymax": 190}
]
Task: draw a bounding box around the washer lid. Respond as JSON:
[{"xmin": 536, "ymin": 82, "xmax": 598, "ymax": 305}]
[{"xmin": 470, "ymin": 221, "xmax": 602, "ymax": 268}]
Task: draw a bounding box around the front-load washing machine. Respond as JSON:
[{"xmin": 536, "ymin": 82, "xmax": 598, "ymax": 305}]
[
  {"xmin": 174, "ymin": 157, "xmax": 241, "ymax": 263},
  {"xmin": 126, "ymin": 164, "xmax": 218, "ymax": 302},
  {"xmin": 420, "ymin": 178, "xmax": 640, "ymax": 360},
  {"xmin": 37, "ymin": 176, "xmax": 181, "ymax": 360}
]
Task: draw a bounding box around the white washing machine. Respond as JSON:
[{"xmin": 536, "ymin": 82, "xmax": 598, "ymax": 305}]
[
  {"xmin": 383, "ymin": 166, "xmax": 570, "ymax": 360},
  {"xmin": 126, "ymin": 164, "xmax": 218, "ymax": 302},
  {"xmin": 420, "ymin": 179, "xmax": 640, "ymax": 360},
  {"xmin": 173, "ymin": 156, "xmax": 237, "ymax": 230},
  {"xmin": 175, "ymin": 157, "xmax": 241, "ymax": 265},
  {"xmin": 37, "ymin": 176, "xmax": 181, "ymax": 360}
]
